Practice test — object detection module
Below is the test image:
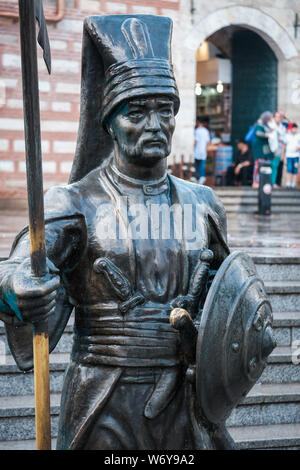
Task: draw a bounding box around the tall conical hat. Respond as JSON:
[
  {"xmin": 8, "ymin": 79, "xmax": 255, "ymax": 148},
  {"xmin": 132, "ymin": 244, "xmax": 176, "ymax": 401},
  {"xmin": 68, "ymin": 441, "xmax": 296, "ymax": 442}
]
[{"xmin": 69, "ymin": 15, "xmax": 180, "ymax": 183}]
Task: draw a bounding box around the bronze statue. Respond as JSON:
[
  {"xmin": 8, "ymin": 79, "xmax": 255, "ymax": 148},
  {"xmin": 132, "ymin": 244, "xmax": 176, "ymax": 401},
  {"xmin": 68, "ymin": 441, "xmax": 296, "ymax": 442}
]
[{"xmin": 0, "ymin": 15, "xmax": 276, "ymax": 450}]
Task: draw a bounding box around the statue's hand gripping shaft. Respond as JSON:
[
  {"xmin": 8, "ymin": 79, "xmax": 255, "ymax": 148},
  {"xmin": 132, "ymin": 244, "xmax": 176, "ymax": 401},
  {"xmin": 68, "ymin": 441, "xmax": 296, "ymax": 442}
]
[
  {"xmin": 171, "ymin": 249, "xmax": 214, "ymax": 317},
  {"xmin": 2, "ymin": 257, "xmax": 60, "ymax": 324}
]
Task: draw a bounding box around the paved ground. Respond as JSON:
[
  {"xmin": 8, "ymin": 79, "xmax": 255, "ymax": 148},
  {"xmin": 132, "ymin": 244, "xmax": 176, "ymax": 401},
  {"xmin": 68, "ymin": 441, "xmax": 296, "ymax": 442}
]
[
  {"xmin": 227, "ymin": 212, "xmax": 300, "ymax": 258},
  {"xmin": 1, "ymin": 203, "xmax": 300, "ymax": 259}
]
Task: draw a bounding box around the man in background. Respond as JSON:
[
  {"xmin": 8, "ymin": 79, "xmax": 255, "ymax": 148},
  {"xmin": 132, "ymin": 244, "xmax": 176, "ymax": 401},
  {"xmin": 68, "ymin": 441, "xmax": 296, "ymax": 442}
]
[
  {"xmin": 194, "ymin": 116, "xmax": 210, "ymax": 185},
  {"xmin": 226, "ymin": 140, "xmax": 253, "ymax": 186}
]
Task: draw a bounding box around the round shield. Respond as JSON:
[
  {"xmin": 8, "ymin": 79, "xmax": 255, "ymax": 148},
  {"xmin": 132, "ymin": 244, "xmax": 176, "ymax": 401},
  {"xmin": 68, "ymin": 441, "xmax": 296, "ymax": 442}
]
[{"xmin": 196, "ymin": 251, "xmax": 276, "ymax": 425}]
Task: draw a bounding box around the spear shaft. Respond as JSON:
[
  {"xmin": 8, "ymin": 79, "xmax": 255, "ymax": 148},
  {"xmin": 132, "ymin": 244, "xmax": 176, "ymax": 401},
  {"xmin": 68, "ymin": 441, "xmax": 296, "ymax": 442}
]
[{"xmin": 18, "ymin": 0, "xmax": 51, "ymax": 450}]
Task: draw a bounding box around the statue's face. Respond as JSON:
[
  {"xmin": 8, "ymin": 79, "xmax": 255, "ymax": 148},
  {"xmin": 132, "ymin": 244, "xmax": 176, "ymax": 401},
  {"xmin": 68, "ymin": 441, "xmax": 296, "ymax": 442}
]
[{"xmin": 108, "ymin": 95, "xmax": 175, "ymax": 166}]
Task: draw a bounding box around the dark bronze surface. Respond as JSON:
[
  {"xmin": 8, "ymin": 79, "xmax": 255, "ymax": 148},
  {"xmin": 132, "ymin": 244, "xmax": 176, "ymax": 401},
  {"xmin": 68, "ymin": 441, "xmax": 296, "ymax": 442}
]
[{"xmin": 0, "ymin": 14, "xmax": 275, "ymax": 450}]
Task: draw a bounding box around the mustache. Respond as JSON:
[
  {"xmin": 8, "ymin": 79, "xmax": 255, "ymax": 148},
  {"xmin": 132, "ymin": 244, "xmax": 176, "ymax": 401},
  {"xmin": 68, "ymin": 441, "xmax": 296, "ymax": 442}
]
[{"xmin": 140, "ymin": 135, "xmax": 168, "ymax": 146}]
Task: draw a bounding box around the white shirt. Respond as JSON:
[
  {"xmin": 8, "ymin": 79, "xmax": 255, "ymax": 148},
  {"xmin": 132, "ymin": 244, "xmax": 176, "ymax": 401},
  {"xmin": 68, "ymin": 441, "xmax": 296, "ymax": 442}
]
[
  {"xmin": 268, "ymin": 119, "xmax": 286, "ymax": 155},
  {"xmin": 285, "ymin": 132, "xmax": 300, "ymax": 158},
  {"xmin": 194, "ymin": 127, "xmax": 210, "ymax": 160}
]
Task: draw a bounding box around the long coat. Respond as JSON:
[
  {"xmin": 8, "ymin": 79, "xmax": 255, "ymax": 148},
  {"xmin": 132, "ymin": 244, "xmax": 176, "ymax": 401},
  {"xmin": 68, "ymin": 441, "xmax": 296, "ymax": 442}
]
[{"xmin": 0, "ymin": 164, "xmax": 233, "ymax": 449}]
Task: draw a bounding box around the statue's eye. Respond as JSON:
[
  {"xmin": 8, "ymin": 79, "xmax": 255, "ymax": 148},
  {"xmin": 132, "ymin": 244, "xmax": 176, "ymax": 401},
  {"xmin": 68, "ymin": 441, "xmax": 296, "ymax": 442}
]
[
  {"xmin": 159, "ymin": 107, "xmax": 172, "ymax": 117},
  {"xmin": 128, "ymin": 111, "xmax": 144, "ymax": 120}
]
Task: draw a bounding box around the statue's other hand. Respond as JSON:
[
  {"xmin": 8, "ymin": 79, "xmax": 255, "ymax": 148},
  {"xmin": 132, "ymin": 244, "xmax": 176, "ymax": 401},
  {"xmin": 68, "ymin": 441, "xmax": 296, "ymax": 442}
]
[
  {"xmin": 171, "ymin": 294, "xmax": 197, "ymax": 316},
  {"xmin": 10, "ymin": 258, "xmax": 60, "ymax": 324}
]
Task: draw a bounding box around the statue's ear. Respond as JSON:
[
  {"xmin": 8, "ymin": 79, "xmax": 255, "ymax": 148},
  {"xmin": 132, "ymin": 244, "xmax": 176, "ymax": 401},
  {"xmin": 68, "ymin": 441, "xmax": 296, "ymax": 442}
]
[{"xmin": 106, "ymin": 121, "xmax": 115, "ymax": 140}]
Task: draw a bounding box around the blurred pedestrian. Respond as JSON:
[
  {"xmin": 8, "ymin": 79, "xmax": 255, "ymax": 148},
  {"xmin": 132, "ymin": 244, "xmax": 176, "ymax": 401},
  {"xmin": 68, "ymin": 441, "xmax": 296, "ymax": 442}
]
[
  {"xmin": 251, "ymin": 111, "xmax": 274, "ymax": 189},
  {"xmin": 268, "ymin": 111, "xmax": 286, "ymax": 188},
  {"xmin": 276, "ymin": 110, "xmax": 290, "ymax": 186},
  {"xmin": 282, "ymin": 123, "xmax": 300, "ymax": 188},
  {"xmin": 193, "ymin": 116, "xmax": 210, "ymax": 185},
  {"xmin": 226, "ymin": 140, "xmax": 253, "ymax": 186}
]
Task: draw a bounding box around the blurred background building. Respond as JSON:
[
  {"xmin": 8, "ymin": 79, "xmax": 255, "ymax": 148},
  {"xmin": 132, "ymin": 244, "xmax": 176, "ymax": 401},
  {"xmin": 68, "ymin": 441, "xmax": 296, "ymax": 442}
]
[{"xmin": 0, "ymin": 0, "xmax": 300, "ymax": 198}]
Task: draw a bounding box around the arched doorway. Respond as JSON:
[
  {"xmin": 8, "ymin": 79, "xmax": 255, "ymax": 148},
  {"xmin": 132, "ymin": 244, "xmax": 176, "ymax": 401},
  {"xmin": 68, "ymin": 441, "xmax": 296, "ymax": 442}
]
[
  {"xmin": 195, "ymin": 27, "xmax": 278, "ymax": 148},
  {"xmin": 231, "ymin": 29, "xmax": 278, "ymax": 149},
  {"xmin": 185, "ymin": 6, "xmax": 298, "ymax": 61}
]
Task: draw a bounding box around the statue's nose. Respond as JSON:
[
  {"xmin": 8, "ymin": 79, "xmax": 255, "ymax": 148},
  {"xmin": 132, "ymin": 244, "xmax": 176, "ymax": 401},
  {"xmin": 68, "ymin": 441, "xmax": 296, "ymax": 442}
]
[
  {"xmin": 145, "ymin": 111, "xmax": 161, "ymax": 131},
  {"xmin": 262, "ymin": 326, "xmax": 277, "ymax": 359}
]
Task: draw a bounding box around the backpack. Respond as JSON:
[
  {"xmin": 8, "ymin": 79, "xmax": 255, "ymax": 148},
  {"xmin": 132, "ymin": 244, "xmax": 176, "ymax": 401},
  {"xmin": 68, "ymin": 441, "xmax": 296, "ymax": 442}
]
[{"xmin": 245, "ymin": 124, "xmax": 256, "ymax": 143}]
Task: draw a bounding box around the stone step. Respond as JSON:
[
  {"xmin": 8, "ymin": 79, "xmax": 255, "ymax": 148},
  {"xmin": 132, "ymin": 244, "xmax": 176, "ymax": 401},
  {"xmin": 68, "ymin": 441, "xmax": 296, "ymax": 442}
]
[
  {"xmin": 260, "ymin": 346, "xmax": 300, "ymax": 384},
  {"xmin": 265, "ymin": 280, "xmax": 300, "ymax": 294},
  {"xmin": 0, "ymin": 438, "xmax": 57, "ymax": 450},
  {"xmin": 264, "ymin": 281, "xmax": 300, "ymax": 312},
  {"xmin": 254, "ymin": 259, "xmax": 300, "ymax": 282},
  {"xmin": 273, "ymin": 326, "xmax": 295, "ymax": 348},
  {"xmin": 219, "ymin": 191, "xmax": 300, "ymax": 196},
  {"xmin": 230, "ymin": 246, "xmax": 300, "ymax": 259},
  {"xmin": 220, "ymin": 197, "xmax": 300, "ymax": 205},
  {"xmin": 215, "ymin": 188, "xmax": 300, "ymax": 197},
  {"xmin": 227, "ymin": 397, "xmax": 300, "ymax": 428},
  {"xmin": 223, "ymin": 205, "xmax": 300, "ymax": 213},
  {"xmin": 0, "ymin": 413, "xmax": 59, "ymax": 443},
  {"xmin": 273, "ymin": 311, "xmax": 300, "ymax": 327},
  {"xmin": 0, "ymin": 394, "xmax": 60, "ymax": 442},
  {"xmin": 217, "ymin": 190, "xmax": 300, "ymax": 197},
  {"xmin": 268, "ymin": 345, "xmax": 295, "ymax": 363},
  {"xmin": 0, "ymin": 393, "xmax": 61, "ymax": 418},
  {"xmin": 253, "ymin": 255, "xmax": 300, "ymax": 264},
  {"xmin": 0, "ymin": 382, "xmax": 300, "ymax": 446},
  {"xmin": 0, "ymin": 382, "xmax": 300, "ymax": 443},
  {"xmin": 228, "ymin": 423, "xmax": 300, "ymax": 449},
  {"xmin": 243, "ymin": 381, "xmax": 300, "ymax": 405},
  {"xmin": 0, "ymin": 352, "xmax": 69, "ymax": 397},
  {"xmin": 227, "ymin": 403, "xmax": 300, "ymax": 428},
  {"xmin": 271, "ymin": 311, "xmax": 300, "ymax": 347}
]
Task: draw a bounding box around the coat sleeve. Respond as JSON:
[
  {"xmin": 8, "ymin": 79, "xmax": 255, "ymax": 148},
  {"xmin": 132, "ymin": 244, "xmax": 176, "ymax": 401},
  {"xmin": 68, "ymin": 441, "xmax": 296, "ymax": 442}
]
[{"xmin": 0, "ymin": 185, "xmax": 87, "ymax": 371}]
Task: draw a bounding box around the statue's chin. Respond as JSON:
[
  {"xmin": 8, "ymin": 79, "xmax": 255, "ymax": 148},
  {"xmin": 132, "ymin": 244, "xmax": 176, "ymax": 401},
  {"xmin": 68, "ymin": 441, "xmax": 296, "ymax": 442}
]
[
  {"xmin": 138, "ymin": 143, "xmax": 170, "ymax": 163},
  {"xmin": 135, "ymin": 152, "xmax": 169, "ymax": 167}
]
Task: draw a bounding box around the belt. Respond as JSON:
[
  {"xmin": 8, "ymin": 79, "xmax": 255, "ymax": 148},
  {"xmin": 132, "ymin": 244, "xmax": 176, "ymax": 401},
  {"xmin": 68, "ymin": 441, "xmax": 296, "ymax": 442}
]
[{"xmin": 72, "ymin": 303, "xmax": 180, "ymax": 367}]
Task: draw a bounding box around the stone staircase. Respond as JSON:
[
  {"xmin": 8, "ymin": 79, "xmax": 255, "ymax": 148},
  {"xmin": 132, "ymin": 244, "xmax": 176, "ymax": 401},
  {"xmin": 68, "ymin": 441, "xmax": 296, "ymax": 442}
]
[
  {"xmin": 0, "ymin": 255, "xmax": 299, "ymax": 449},
  {"xmin": 214, "ymin": 187, "xmax": 300, "ymax": 213},
  {"xmin": 227, "ymin": 255, "xmax": 300, "ymax": 449}
]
